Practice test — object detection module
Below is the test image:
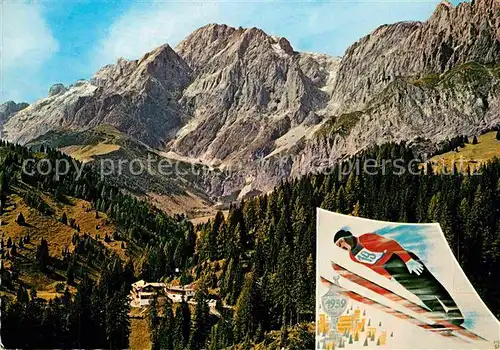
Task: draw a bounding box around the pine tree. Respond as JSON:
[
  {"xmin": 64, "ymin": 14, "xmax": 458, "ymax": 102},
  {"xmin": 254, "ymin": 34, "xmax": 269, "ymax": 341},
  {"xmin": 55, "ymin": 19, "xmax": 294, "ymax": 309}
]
[
  {"xmin": 61, "ymin": 212, "xmax": 68, "ymax": 225},
  {"xmin": 67, "ymin": 262, "xmax": 75, "ymax": 284},
  {"xmin": 345, "ymin": 171, "xmax": 359, "ymax": 211},
  {"xmin": 352, "ymin": 201, "xmax": 361, "ymax": 216},
  {"xmin": 173, "ymin": 298, "xmax": 191, "ymax": 350},
  {"xmin": 36, "ymin": 238, "xmax": 50, "ymax": 271},
  {"xmin": 152, "ymin": 299, "xmax": 174, "ymax": 350},
  {"xmin": 320, "ymin": 190, "xmax": 337, "ymax": 211},
  {"xmin": 29, "ymin": 287, "xmax": 37, "ymax": 300},
  {"xmin": 280, "ymin": 324, "xmax": 288, "ymax": 348},
  {"xmin": 16, "ymin": 212, "xmax": 25, "ymax": 225},
  {"xmin": 16, "ymin": 286, "xmax": 29, "ymax": 304},
  {"xmin": 105, "ymin": 293, "xmax": 130, "ymax": 349},
  {"xmin": 188, "ymin": 291, "xmax": 210, "ymax": 350},
  {"xmin": 336, "ymin": 185, "xmax": 347, "ymax": 213},
  {"xmin": 496, "ymin": 130, "xmax": 500, "ymax": 141},
  {"xmin": 234, "ymin": 272, "xmax": 258, "ymax": 342},
  {"xmin": 10, "ymin": 243, "xmax": 17, "ymax": 256},
  {"xmin": 472, "ymin": 135, "xmax": 478, "ymax": 144}
]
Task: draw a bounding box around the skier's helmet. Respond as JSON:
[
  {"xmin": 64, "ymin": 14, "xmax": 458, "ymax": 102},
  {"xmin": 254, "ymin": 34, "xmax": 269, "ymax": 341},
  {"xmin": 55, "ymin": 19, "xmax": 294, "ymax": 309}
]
[{"xmin": 334, "ymin": 229, "xmax": 353, "ymax": 244}]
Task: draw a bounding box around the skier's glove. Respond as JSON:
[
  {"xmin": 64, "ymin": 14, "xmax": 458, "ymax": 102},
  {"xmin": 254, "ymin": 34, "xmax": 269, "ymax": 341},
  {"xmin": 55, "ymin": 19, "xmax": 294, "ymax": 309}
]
[{"xmin": 406, "ymin": 259, "xmax": 424, "ymax": 275}]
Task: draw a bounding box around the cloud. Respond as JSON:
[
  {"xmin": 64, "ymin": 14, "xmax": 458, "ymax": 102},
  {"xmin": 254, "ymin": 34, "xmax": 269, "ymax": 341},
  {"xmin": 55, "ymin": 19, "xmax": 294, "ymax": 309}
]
[
  {"xmin": 94, "ymin": 0, "xmax": 440, "ymax": 69},
  {"xmin": 0, "ymin": 2, "xmax": 58, "ymax": 102},
  {"xmin": 93, "ymin": 2, "xmax": 224, "ymax": 68}
]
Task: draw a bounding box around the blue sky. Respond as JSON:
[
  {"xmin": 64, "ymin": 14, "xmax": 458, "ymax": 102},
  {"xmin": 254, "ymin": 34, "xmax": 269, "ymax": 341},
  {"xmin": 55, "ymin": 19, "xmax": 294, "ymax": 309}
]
[{"xmin": 1, "ymin": 0, "xmax": 466, "ymax": 103}]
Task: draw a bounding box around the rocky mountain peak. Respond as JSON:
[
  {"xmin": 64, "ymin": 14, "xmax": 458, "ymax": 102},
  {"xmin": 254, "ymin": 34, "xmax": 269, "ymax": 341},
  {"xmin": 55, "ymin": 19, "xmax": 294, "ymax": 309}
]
[
  {"xmin": 175, "ymin": 23, "xmax": 239, "ymax": 71},
  {"xmin": 169, "ymin": 23, "xmax": 327, "ymax": 166},
  {"xmin": 269, "ymin": 35, "xmax": 295, "ymax": 56},
  {"xmin": 176, "ymin": 24, "xmax": 297, "ymax": 72},
  {"xmin": 48, "ymin": 83, "xmax": 68, "ymax": 97},
  {"xmin": 92, "ymin": 44, "xmax": 191, "ymax": 94},
  {"xmin": 0, "ymin": 101, "xmax": 29, "ymax": 124},
  {"xmin": 331, "ymin": 0, "xmax": 500, "ymax": 113},
  {"xmin": 4, "ymin": 43, "xmax": 193, "ymax": 146},
  {"xmin": 436, "ymin": 0, "xmax": 453, "ymax": 10}
]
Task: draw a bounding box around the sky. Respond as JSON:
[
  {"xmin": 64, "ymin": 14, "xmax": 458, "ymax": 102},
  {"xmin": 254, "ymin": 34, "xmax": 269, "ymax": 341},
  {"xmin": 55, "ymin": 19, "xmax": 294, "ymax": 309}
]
[{"xmin": 1, "ymin": 0, "xmax": 467, "ymax": 104}]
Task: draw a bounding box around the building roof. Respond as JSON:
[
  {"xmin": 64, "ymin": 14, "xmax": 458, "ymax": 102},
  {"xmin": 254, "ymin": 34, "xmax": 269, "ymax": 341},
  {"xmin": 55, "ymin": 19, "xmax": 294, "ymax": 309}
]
[{"xmin": 132, "ymin": 280, "xmax": 166, "ymax": 290}]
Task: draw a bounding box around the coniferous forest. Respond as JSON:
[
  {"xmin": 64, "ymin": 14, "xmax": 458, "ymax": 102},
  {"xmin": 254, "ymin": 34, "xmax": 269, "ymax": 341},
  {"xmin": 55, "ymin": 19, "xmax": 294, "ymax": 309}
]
[{"xmin": 0, "ymin": 140, "xmax": 499, "ymax": 349}]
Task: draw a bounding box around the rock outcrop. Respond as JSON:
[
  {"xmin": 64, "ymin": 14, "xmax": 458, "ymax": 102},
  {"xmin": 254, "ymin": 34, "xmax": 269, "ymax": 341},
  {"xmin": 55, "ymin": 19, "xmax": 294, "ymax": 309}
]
[
  {"xmin": 330, "ymin": 0, "xmax": 500, "ymax": 113},
  {"xmin": 0, "ymin": 101, "xmax": 29, "ymax": 125},
  {"xmin": 171, "ymin": 24, "xmax": 328, "ymax": 166},
  {"xmin": 48, "ymin": 83, "xmax": 68, "ymax": 97},
  {"xmin": 4, "ymin": 45, "xmax": 192, "ymax": 146}
]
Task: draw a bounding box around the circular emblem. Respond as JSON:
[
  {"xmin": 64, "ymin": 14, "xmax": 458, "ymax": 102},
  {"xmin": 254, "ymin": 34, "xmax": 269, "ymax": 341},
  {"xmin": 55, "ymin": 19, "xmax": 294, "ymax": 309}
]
[{"xmin": 321, "ymin": 287, "xmax": 348, "ymax": 319}]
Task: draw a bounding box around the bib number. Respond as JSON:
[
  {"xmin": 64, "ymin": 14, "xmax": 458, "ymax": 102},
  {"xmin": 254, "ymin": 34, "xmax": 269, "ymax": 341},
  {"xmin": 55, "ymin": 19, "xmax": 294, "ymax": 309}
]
[{"xmin": 355, "ymin": 248, "xmax": 384, "ymax": 265}]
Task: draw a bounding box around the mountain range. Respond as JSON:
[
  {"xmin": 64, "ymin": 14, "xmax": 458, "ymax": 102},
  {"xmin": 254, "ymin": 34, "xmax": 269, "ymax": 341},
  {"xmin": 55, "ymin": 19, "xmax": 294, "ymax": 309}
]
[{"xmin": 2, "ymin": 0, "xmax": 499, "ymax": 207}]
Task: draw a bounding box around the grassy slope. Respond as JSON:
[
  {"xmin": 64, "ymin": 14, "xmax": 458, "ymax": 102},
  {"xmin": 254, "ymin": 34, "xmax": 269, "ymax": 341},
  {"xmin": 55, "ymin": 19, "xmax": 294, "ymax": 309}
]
[
  {"xmin": 429, "ymin": 131, "xmax": 500, "ymax": 171},
  {"xmin": 59, "ymin": 143, "xmax": 121, "ymax": 163},
  {"xmin": 130, "ymin": 308, "xmax": 152, "ymax": 350},
  {"xmin": 1, "ymin": 180, "xmax": 149, "ymax": 347},
  {"xmin": 0, "ymin": 189, "xmax": 132, "ymax": 299}
]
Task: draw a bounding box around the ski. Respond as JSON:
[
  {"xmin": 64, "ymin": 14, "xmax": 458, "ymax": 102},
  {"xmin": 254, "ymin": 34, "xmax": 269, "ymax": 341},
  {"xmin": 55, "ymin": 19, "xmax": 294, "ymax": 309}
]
[
  {"xmin": 330, "ymin": 263, "xmax": 487, "ymax": 342},
  {"xmin": 320, "ymin": 276, "xmax": 469, "ymax": 343}
]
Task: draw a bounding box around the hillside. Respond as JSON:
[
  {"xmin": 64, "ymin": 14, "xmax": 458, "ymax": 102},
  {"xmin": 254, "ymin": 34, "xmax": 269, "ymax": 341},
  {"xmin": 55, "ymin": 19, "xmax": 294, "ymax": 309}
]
[
  {"xmin": 0, "ymin": 140, "xmax": 195, "ymax": 349},
  {"xmin": 27, "ymin": 124, "xmax": 219, "ymax": 218},
  {"xmin": 1, "ymin": 189, "xmax": 136, "ymax": 292},
  {"xmin": 429, "ymin": 131, "xmax": 500, "ymax": 171},
  {"xmin": 140, "ymin": 142, "xmax": 500, "ymax": 350}
]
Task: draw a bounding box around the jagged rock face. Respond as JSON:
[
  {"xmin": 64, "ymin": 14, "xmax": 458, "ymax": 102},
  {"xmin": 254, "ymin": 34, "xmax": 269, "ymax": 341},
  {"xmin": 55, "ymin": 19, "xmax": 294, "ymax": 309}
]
[
  {"xmin": 331, "ymin": 0, "xmax": 500, "ymax": 113},
  {"xmin": 170, "ymin": 24, "xmax": 327, "ymax": 165},
  {"xmin": 4, "ymin": 45, "xmax": 192, "ymax": 146},
  {"xmin": 292, "ymin": 0, "xmax": 500, "ymax": 179},
  {"xmin": 0, "ymin": 101, "xmax": 28, "ymax": 125},
  {"xmin": 293, "ymin": 63, "xmax": 500, "ymax": 177},
  {"xmin": 3, "ymin": 81, "xmax": 98, "ymax": 144},
  {"xmin": 298, "ymin": 52, "xmax": 341, "ymax": 96}
]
